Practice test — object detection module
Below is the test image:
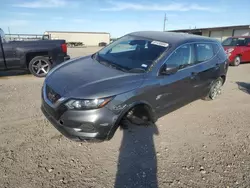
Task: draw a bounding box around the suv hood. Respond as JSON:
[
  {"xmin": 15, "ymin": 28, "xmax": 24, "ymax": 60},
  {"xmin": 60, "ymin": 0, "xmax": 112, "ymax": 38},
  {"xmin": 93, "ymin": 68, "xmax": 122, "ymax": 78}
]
[{"xmin": 45, "ymin": 56, "xmax": 145, "ymax": 99}]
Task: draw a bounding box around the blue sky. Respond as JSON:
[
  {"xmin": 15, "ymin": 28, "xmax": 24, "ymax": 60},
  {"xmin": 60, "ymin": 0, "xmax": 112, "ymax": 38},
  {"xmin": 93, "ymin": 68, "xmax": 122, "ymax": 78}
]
[{"xmin": 1, "ymin": 0, "xmax": 250, "ymax": 37}]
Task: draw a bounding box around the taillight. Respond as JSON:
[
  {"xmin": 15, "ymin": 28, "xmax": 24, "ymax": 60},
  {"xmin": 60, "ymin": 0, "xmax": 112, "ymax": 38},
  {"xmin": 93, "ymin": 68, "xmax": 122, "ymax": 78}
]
[{"xmin": 61, "ymin": 43, "xmax": 67, "ymax": 53}]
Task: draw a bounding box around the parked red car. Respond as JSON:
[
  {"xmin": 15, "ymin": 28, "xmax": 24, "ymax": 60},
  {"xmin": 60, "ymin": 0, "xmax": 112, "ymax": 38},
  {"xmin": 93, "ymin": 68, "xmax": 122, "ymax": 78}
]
[{"xmin": 222, "ymin": 36, "xmax": 250, "ymax": 66}]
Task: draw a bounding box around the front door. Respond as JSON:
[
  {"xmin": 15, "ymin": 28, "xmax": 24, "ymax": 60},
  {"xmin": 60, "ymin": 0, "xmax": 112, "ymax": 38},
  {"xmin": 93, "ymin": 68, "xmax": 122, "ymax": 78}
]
[{"xmin": 154, "ymin": 44, "xmax": 196, "ymax": 114}]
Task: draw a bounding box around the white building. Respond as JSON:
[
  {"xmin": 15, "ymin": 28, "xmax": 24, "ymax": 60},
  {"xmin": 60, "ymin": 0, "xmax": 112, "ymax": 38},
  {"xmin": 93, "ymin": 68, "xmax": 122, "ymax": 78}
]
[
  {"xmin": 44, "ymin": 31, "xmax": 110, "ymax": 46},
  {"xmin": 170, "ymin": 25, "xmax": 250, "ymax": 42}
]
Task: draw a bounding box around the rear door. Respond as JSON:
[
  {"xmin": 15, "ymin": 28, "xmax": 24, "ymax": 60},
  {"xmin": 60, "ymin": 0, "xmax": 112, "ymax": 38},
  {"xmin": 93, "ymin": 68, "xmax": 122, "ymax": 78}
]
[
  {"xmin": 190, "ymin": 43, "xmax": 221, "ymax": 97},
  {"xmin": 246, "ymin": 38, "xmax": 250, "ymax": 61},
  {"xmin": 237, "ymin": 37, "xmax": 250, "ymax": 62}
]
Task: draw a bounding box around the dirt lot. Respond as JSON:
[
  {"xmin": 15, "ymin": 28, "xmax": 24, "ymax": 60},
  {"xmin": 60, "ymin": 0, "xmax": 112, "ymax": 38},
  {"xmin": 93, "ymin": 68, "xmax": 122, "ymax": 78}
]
[{"xmin": 0, "ymin": 47, "xmax": 250, "ymax": 188}]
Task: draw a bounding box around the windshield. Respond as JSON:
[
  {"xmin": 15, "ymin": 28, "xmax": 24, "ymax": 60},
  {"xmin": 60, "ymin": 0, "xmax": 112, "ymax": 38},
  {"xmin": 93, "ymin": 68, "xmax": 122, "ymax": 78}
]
[
  {"xmin": 96, "ymin": 35, "xmax": 168, "ymax": 72},
  {"xmin": 222, "ymin": 37, "xmax": 247, "ymax": 46}
]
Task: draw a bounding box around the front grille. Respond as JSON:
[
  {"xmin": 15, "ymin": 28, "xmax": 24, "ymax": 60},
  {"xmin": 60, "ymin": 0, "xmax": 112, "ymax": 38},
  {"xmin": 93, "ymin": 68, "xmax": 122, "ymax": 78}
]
[
  {"xmin": 46, "ymin": 85, "xmax": 61, "ymax": 104},
  {"xmin": 42, "ymin": 97, "xmax": 67, "ymax": 120}
]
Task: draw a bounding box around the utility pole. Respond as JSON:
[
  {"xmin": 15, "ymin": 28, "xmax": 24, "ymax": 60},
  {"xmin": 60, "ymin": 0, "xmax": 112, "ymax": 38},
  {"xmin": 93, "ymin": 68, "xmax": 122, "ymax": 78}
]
[{"xmin": 163, "ymin": 13, "xmax": 167, "ymax": 32}]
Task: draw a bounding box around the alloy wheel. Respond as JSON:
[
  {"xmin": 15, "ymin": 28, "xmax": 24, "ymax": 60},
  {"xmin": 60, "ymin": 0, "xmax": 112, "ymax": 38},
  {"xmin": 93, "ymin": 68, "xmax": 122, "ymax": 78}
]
[
  {"xmin": 31, "ymin": 59, "xmax": 50, "ymax": 76},
  {"xmin": 234, "ymin": 57, "xmax": 241, "ymax": 66}
]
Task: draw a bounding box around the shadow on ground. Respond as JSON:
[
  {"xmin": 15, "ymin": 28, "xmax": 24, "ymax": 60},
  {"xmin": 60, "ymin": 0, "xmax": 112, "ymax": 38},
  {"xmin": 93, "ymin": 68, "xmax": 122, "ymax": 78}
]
[
  {"xmin": 115, "ymin": 125, "xmax": 159, "ymax": 188},
  {"xmin": 236, "ymin": 82, "xmax": 250, "ymax": 95},
  {"xmin": 0, "ymin": 70, "xmax": 30, "ymax": 77}
]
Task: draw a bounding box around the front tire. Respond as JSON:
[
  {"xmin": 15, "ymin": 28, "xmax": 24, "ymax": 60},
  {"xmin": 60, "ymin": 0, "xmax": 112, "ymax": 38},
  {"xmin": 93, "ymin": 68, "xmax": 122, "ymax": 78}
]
[
  {"xmin": 28, "ymin": 56, "xmax": 51, "ymax": 77},
  {"xmin": 232, "ymin": 56, "xmax": 241, "ymax": 66},
  {"xmin": 203, "ymin": 77, "xmax": 223, "ymax": 101}
]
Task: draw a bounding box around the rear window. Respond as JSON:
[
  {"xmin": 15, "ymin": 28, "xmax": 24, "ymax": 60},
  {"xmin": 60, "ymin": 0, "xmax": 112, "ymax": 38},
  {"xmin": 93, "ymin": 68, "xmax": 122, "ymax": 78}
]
[
  {"xmin": 222, "ymin": 37, "xmax": 247, "ymax": 46},
  {"xmin": 195, "ymin": 43, "xmax": 214, "ymax": 63}
]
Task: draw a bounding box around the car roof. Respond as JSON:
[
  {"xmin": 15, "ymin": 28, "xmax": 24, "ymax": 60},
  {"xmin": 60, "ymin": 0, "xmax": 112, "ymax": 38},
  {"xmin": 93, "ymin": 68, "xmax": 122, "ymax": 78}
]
[{"xmin": 129, "ymin": 31, "xmax": 218, "ymax": 46}]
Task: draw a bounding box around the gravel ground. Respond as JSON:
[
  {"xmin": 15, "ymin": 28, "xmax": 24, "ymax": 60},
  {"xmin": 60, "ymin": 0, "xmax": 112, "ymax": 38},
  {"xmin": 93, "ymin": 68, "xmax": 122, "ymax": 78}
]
[{"xmin": 0, "ymin": 47, "xmax": 250, "ymax": 188}]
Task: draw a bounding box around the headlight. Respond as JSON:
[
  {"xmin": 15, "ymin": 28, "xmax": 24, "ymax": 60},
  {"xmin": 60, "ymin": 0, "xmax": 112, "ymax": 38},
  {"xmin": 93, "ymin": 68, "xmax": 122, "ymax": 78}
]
[
  {"xmin": 225, "ymin": 48, "xmax": 234, "ymax": 58},
  {"xmin": 226, "ymin": 48, "xmax": 234, "ymax": 53},
  {"xmin": 65, "ymin": 97, "xmax": 112, "ymax": 110}
]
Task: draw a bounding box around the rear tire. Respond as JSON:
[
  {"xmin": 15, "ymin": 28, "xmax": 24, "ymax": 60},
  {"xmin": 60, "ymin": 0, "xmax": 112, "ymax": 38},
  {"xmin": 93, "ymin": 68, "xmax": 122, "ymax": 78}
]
[
  {"xmin": 203, "ymin": 77, "xmax": 223, "ymax": 101},
  {"xmin": 28, "ymin": 56, "xmax": 51, "ymax": 77},
  {"xmin": 232, "ymin": 56, "xmax": 241, "ymax": 66}
]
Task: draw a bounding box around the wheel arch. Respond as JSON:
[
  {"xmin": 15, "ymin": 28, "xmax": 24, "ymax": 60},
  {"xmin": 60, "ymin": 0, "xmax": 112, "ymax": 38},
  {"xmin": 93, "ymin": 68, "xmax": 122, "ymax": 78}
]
[
  {"xmin": 26, "ymin": 51, "xmax": 49, "ymax": 67},
  {"xmin": 106, "ymin": 101, "xmax": 156, "ymax": 140},
  {"xmin": 220, "ymin": 75, "xmax": 226, "ymax": 85}
]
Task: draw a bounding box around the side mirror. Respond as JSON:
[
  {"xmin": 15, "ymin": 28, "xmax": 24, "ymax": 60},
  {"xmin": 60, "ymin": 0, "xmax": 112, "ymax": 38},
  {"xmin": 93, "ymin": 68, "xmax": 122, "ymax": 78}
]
[{"xmin": 160, "ymin": 64, "xmax": 179, "ymax": 75}]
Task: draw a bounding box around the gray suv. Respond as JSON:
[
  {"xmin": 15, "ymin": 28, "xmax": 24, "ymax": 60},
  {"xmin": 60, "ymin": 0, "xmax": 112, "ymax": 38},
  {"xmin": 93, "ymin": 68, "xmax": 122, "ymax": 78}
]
[{"xmin": 41, "ymin": 31, "xmax": 228, "ymax": 141}]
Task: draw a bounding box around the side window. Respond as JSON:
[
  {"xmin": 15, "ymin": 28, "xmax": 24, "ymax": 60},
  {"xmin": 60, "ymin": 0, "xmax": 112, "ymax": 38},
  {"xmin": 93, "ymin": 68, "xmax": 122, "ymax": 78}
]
[
  {"xmin": 195, "ymin": 43, "xmax": 214, "ymax": 63},
  {"xmin": 237, "ymin": 38, "xmax": 247, "ymax": 46},
  {"xmin": 247, "ymin": 38, "xmax": 250, "ymax": 44},
  {"xmin": 165, "ymin": 44, "xmax": 194, "ymax": 68},
  {"xmin": 222, "ymin": 38, "xmax": 232, "ymax": 46}
]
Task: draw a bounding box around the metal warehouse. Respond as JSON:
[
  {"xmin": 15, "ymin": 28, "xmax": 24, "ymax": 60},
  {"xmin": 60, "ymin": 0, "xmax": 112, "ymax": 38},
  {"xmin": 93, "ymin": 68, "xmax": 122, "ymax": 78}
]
[
  {"xmin": 170, "ymin": 25, "xmax": 250, "ymax": 42},
  {"xmin": 44, "ymin": 31, "xmax": 110, "ymax": 46}
]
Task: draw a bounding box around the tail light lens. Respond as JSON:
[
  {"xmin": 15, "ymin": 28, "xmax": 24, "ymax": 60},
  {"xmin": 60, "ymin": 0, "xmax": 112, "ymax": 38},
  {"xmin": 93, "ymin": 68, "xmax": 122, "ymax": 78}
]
[{"xmin": 61, "ymin": 43, "xmax": 67, "ymax": 53}]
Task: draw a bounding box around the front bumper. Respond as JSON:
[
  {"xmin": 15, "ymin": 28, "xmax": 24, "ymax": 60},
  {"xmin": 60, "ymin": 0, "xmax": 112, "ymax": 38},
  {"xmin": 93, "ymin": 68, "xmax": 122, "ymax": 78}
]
[{"xmin": 41, "ymin": 97, "xmax": 118, "ymax": 141}]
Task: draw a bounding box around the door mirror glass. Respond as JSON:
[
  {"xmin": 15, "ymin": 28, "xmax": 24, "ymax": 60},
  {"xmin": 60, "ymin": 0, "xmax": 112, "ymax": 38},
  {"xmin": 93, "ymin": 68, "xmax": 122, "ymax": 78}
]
[{"xmin": 160, "ymin": 64, "xmax": 178, "ymax": 75}]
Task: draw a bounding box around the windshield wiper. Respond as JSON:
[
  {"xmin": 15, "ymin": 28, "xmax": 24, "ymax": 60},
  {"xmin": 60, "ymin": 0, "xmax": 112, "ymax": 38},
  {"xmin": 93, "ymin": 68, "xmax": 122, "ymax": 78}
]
[
  {"xmin": 108, "ymin": 62, "xmax": 128, "ymax": 72},
  {"xmin": 96, "ymin": 54, "xmax": 128, "ymax": 72}
]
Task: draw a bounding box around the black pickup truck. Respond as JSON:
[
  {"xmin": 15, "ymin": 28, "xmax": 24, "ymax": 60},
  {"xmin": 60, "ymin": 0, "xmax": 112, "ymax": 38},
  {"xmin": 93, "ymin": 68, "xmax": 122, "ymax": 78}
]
[{"xmin": 0, "ymin": 28, "xmax": 70, "ymax": 77}]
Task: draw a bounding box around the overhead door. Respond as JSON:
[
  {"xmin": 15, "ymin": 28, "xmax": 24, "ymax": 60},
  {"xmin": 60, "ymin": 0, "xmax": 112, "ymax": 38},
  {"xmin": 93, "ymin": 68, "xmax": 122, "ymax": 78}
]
[
  {"xmin": 210, "ymin": 31, "xmax": 223, "ymax": 41},
  {"xmin": 233, "ymin": 29, "xmax": 250, "ymax": 36}
]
